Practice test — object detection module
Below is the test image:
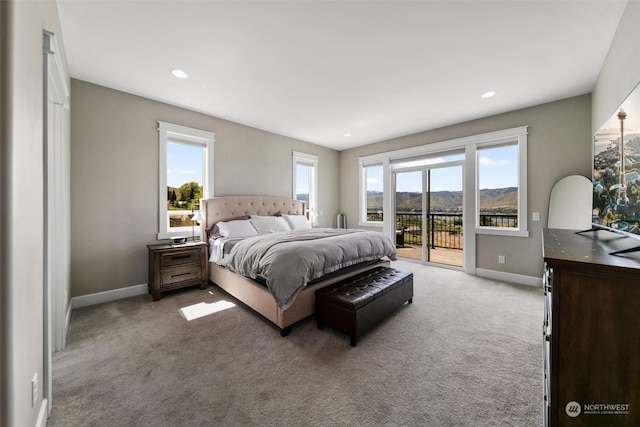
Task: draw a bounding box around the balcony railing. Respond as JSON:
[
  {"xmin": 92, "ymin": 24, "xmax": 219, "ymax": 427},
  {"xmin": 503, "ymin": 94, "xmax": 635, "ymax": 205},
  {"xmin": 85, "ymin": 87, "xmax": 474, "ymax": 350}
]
[{"xmin": 367, "ymin": 211, "xmax": 518, "ymax": 250}]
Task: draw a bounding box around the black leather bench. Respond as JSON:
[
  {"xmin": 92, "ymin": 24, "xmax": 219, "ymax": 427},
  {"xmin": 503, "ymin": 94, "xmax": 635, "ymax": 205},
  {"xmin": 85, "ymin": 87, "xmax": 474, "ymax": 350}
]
[{"xmin": 315, "ymin": 267, "xmax": 413, "ymax": 347}]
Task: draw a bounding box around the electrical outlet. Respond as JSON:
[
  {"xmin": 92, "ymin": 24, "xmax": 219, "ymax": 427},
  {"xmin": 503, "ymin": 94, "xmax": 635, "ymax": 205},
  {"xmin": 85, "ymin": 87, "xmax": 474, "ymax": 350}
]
[
  {"xmin": 498, "ymin": 255, "xmax": 506, "ymax": 264},
  {"xmin": 31, "ymin": 373, "xmax": 38, "ymax": 407}
]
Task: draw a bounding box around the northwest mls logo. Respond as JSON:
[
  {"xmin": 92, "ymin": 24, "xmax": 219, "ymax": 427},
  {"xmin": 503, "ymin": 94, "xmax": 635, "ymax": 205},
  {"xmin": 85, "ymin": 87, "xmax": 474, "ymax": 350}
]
[
  {"xmin": 565, "ymin": 400, "xmax": 631, "ymax": 417},
  {"xmin": 565, "ymin": 401, "xmax": 581, "ymax": 417}
]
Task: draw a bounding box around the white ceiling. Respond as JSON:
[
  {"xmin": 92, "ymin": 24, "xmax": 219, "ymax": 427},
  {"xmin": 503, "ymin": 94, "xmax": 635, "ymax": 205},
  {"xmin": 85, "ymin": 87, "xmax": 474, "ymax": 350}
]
[{"xmin": 57, "ymin": 0, "xmax": 628, "ymax": 151}]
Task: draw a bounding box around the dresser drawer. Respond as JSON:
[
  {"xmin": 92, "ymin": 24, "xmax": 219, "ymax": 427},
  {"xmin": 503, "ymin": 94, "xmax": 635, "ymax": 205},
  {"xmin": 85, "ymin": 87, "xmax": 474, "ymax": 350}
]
[
  {"xmin": 160, "ymin": 248, "xmax": 201, "ymax": 268},
  {"xmin": 161, "ymin": 264, "xmax": 202, "ymax": 287}
]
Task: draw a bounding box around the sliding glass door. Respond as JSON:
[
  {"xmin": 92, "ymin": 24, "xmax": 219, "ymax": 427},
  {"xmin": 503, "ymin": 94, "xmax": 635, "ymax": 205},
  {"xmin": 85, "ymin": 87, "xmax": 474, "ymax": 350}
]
[
  {"xmin": 393, "ymin": 154, "xmax": 464, "ymax": 267},
  {"xmin": 394, "ymin": 170, "xmax": 424, "ymax": 261}
]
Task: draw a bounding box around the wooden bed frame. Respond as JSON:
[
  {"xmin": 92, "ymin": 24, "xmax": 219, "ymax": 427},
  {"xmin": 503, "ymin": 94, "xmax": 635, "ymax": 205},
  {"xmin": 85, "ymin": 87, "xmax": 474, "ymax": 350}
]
[{"xmin": 200, "ymin": 196, "xmax": 390, "ymax": 336}]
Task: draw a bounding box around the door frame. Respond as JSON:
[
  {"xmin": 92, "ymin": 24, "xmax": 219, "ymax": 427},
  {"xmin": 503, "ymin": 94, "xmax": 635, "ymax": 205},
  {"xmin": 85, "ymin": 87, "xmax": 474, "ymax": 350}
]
[
  {"xmin": 43, "ymin": 30, "xmax": 70, "ymax": 417},
  {"xmin": 391, "ymin": 159, "xmax": 465, "ymax": 268}
]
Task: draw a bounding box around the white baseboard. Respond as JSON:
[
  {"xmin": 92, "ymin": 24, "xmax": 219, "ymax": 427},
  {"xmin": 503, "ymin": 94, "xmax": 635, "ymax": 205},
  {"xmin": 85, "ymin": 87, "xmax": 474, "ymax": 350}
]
[
  {"xmin": 475, "ymin": 268, "xmax": 542, "ymax": 288},
  {"xmin": 69, "ymin": 270, "xmax": 541, "ymax": 309},
  {"xmin": 71, "ymin": 283, "xmax": 148, "ymax": 309},
  {"xmin": 35, "ymin": 398, "xmax": 48, "ymax": 427}
]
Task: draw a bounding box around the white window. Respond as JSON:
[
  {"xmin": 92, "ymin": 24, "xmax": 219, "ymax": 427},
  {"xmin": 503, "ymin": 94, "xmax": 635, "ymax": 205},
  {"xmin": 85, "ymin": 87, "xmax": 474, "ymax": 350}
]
[
  {"xmin": 477, "ymin": 143, "xmax": 519, "ymax": 228},
  {"xmin": 293, "ymin": 151, "xmax": 318, "ymax": 225},
  {"xmin": 158, "ymin": 122, "xmax": 215, "ymax": 239},
  {"xmin": 475, "ymin": 133, "xmax": 527, "ymax": 237},
  {"xmin": 358, "ymin": 126, "xmax": 528, "ymax": 237},
  {"xmin": 360, "ymin": 162, "xmax": 384, "ymax": 224}
]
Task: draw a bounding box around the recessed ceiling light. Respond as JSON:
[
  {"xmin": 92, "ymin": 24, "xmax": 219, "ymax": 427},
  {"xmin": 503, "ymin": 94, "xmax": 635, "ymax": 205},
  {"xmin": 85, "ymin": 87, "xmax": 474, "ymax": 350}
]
[
  {"xmin": 171, "ymin": 69, "xmax": 188, "ymax": 79},
  {"xmin": 344, "ymin": 133, "xmax": 352, "ymax": 137},
  {"xmin": 481, "ymin": 91, "xmax": 496, "ymax": 99}
]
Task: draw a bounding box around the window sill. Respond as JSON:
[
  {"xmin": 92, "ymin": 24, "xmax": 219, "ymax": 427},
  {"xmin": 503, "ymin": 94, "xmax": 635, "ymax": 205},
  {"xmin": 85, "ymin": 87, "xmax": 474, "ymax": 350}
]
[
  {"xmin": 157, "ymin": 231, "xmax": 201, "ymax": 240},
  {"xmin": 358, "ymin": 221, "xmax": 384, "ymax": 228},
  {"xmin": 475, "ymin": 228, "xmax": 529, "ymax": 237}
]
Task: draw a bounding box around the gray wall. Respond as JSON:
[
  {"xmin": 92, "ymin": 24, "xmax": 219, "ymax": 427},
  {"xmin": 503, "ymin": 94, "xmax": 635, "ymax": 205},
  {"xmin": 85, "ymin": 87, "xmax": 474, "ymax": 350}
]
[
  {"xmin": 1, "ymin": 1, "xmax": 70, "ymax": 425},
  {"xmin": 592, "ymin": 0, "xmax": 640, "ymax": 133},
  {"xmin": 340, "ymin": 95, "xmax": 592, "ymax": 278},
  {"xmin": 70, "ymin": 80, "xmax": 339, "ymax": 297}
]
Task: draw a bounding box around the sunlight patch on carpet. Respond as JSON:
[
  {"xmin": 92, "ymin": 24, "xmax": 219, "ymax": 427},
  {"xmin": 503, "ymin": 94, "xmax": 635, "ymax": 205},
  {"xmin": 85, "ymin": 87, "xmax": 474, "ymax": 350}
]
[{"xmin": 179, "ymin": 300, "xmax": 236, "ymax": 321}]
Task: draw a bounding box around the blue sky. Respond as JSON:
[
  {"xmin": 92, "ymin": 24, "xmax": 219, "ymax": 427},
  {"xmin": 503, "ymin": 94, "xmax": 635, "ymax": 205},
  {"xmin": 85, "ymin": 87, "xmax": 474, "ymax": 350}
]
[
  {"xmin": 167, "ymin": 142, "xmax": 202, "ymax": 188},
  {"xmin": 168, "ymin": 140, "xmax": 517, "ymax": 194},
  {"xmin": 368, "ymin": 145, "xmax": 518, "ymax": 193},
  {"xmin": 296, "ymin": 163, "xmax": 310, "ymax": 194}
]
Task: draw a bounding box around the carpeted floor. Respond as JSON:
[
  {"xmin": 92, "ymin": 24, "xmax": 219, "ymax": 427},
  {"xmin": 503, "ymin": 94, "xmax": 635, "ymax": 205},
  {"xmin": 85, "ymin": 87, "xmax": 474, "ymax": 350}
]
[{"xmin": 48, "ymin": 260, "xmax": 544, "ymax": 426}]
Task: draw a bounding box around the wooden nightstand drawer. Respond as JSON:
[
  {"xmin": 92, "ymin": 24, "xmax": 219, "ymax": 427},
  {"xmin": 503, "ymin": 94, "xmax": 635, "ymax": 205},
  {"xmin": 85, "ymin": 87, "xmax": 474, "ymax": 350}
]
[
  {"xmin": 161, "ymin": 264, "xmax": 201, "ymax": 286},
  {"xmin": 160, "ymin": 249, "xmax": 201, "ymax": 268}
]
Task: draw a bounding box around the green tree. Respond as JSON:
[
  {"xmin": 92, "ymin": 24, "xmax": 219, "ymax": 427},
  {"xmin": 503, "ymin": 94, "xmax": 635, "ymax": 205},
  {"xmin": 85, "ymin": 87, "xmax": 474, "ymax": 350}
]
[{"xmin": 178, "ymin": 182, "xmax": 203, "ymax": 210}]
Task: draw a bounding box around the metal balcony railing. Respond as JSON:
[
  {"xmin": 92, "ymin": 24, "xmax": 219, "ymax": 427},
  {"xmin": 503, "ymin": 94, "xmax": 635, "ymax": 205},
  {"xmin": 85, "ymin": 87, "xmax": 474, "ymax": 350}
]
[{"xmin": 367, "ymin": 211, "xmax": 518, "ymax": 250}]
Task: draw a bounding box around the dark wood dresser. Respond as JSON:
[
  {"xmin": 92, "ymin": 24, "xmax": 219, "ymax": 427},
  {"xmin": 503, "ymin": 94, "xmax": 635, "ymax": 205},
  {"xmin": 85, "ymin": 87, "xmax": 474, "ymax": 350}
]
[
  {"xmin": 147, "ymin": 241, "xmax": 208, "ymax": 301},
  {"xmin": 543, "ymin": 228, "xmax": 640, "ymax": 426}
]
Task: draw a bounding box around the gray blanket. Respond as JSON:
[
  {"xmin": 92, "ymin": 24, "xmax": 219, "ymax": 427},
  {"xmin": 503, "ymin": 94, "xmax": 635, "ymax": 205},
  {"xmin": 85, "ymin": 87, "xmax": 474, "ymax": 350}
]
[{"xmin": 225, "ymin": 228, "xmax": 397, "ymax": 310}]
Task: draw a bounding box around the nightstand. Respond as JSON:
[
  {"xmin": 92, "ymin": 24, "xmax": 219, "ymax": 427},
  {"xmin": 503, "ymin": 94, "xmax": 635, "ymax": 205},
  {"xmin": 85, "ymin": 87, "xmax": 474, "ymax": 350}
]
[{"xmin": 147, "ymin": 241, "xmax": 208, "ymax": 301}]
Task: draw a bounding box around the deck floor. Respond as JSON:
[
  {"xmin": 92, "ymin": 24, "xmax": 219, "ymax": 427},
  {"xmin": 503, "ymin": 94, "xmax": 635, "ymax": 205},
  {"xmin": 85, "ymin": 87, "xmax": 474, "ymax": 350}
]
[{"xmin": 396, "ymin": 244, "xmax": 463, "ymax": 267}]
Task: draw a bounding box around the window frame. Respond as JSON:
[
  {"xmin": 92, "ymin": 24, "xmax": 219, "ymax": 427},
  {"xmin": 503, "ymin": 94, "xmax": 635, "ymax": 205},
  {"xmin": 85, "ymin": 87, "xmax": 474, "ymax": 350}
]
[
  {"xmin": 475, "ymin": 139, "xmax": 527, "ymax": 235},
  {"xmin": 292, "ymin": 151, "xmax": 319, "ymax": 226},
  {"xmin": 358, "ymin": 126, "xmax": 528, "ymax": 238},
  {"xmin": 359, "ymin": 160, "xmax": 386, "ymax": 227},
  {"xmin": 158, "ymin": 121, "xmax": 215, "ymax": 239}
]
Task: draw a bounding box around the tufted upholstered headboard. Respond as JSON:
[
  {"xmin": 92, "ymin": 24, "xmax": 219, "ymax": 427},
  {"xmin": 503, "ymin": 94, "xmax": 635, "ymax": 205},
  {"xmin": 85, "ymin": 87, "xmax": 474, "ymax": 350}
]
[{"xmin": 200, "ymin": 196, "xmax": 306, "ymax": 240}]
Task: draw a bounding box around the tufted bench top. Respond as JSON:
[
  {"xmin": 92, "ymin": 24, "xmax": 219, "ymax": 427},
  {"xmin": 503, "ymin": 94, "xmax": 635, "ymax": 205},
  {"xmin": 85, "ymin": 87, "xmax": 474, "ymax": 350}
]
[{"xmin": 315, "ymin": 267, "xmax": 413, "ymax": 310}]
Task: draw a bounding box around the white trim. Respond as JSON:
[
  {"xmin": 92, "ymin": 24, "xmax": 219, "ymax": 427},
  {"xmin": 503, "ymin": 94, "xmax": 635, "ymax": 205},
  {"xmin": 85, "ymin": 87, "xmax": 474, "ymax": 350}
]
[
  {"xmin": 381, "ymin": 159, "xmax": 393, "ymax": 236},
  {"xmin": 43, "ymin": 29, "xmax": 70, "ymax": 418},
  {"xmin": 359, "ymin": 126, "xmax": 528, "ymax": 164},
  {"xmin": 475, "ymin": 132, "xmax": 528, "ymax": 236},
  {"xmin": 42, "ymin": 31, "xmax": 69, "ymax": 107},
  {"xmin": 292, "ymin": 151, "xmax": 319, "ymax": 225},
  {"xmin": 36, "ymin": 399, "xmax": 48, "ymax": 427},
  {"xmin": 292, "ymin": 151, "xmax": 319, "ymax": 163},
  {"xmin": 463, "ymin": 145, "xmax": 476, "ymax": 271},
  {"xmin": 158, "ymin": 121, "xmax": 215, "ymax": 142},
  {"xmin": 475, "ymin": 268, "xmax": 542, "ymax": 288},
  {"xmin": 71, "ymin": 284, "xmax": 149, "ymax": 309},
  {"xmin": 158, "ymin": 122, "xmax": 215, "ymax": 239},
  {"xmin": 474, "ymin": 228, "xmax": 529, "ymax": 237},
  {"xmin": 358, "ymin": 126, "xmax": 529, "ymax": 275},
  {"xmin": 392, "ymin": 160, "xmax": 466, "ymax": 266},
  {"xmin": 358, "ymin": 160, "xmax": 387, "ymax": 227}
]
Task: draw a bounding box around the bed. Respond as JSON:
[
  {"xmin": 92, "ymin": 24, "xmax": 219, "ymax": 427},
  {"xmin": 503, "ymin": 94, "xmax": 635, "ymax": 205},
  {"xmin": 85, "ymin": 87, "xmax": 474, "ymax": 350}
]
[{"xmin": 200, "ymin": 196, "xmax": 396, "ymax": 336}]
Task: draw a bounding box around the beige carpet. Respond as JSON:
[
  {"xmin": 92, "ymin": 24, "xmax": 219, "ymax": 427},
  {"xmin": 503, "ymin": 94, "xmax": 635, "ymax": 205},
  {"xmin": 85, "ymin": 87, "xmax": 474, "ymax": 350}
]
[{"xmin": 48, "ymin": 260, "xmax": 543, "ymax": 426}]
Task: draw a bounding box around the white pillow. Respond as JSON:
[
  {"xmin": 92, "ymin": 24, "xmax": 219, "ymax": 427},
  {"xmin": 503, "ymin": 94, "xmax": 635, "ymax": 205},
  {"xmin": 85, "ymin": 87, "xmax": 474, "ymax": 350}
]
[
  {"xmin": 216, "ymin": 220, "xmax": 259, "ymax": 238},
  {"xmin": 281, "ymin": 214, "xmax": 312, "ymax": 230},
  {"xmin": 249, "ymin": 215, "xmax": 291, "ymax": 234}
]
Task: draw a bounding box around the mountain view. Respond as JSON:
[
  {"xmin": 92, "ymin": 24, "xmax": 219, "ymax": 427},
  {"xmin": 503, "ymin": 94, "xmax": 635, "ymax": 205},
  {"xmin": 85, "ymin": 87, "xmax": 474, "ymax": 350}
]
[{"xmin": 367, "ymin": 188, "xmax": 518, "ymax": 214}]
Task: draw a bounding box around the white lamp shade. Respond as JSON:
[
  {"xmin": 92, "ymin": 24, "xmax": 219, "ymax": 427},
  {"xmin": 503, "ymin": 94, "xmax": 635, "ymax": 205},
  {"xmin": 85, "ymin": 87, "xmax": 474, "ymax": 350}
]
[{"xmin": 191, "ymin": 211, "xmax": 204, "ymax": 223}]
